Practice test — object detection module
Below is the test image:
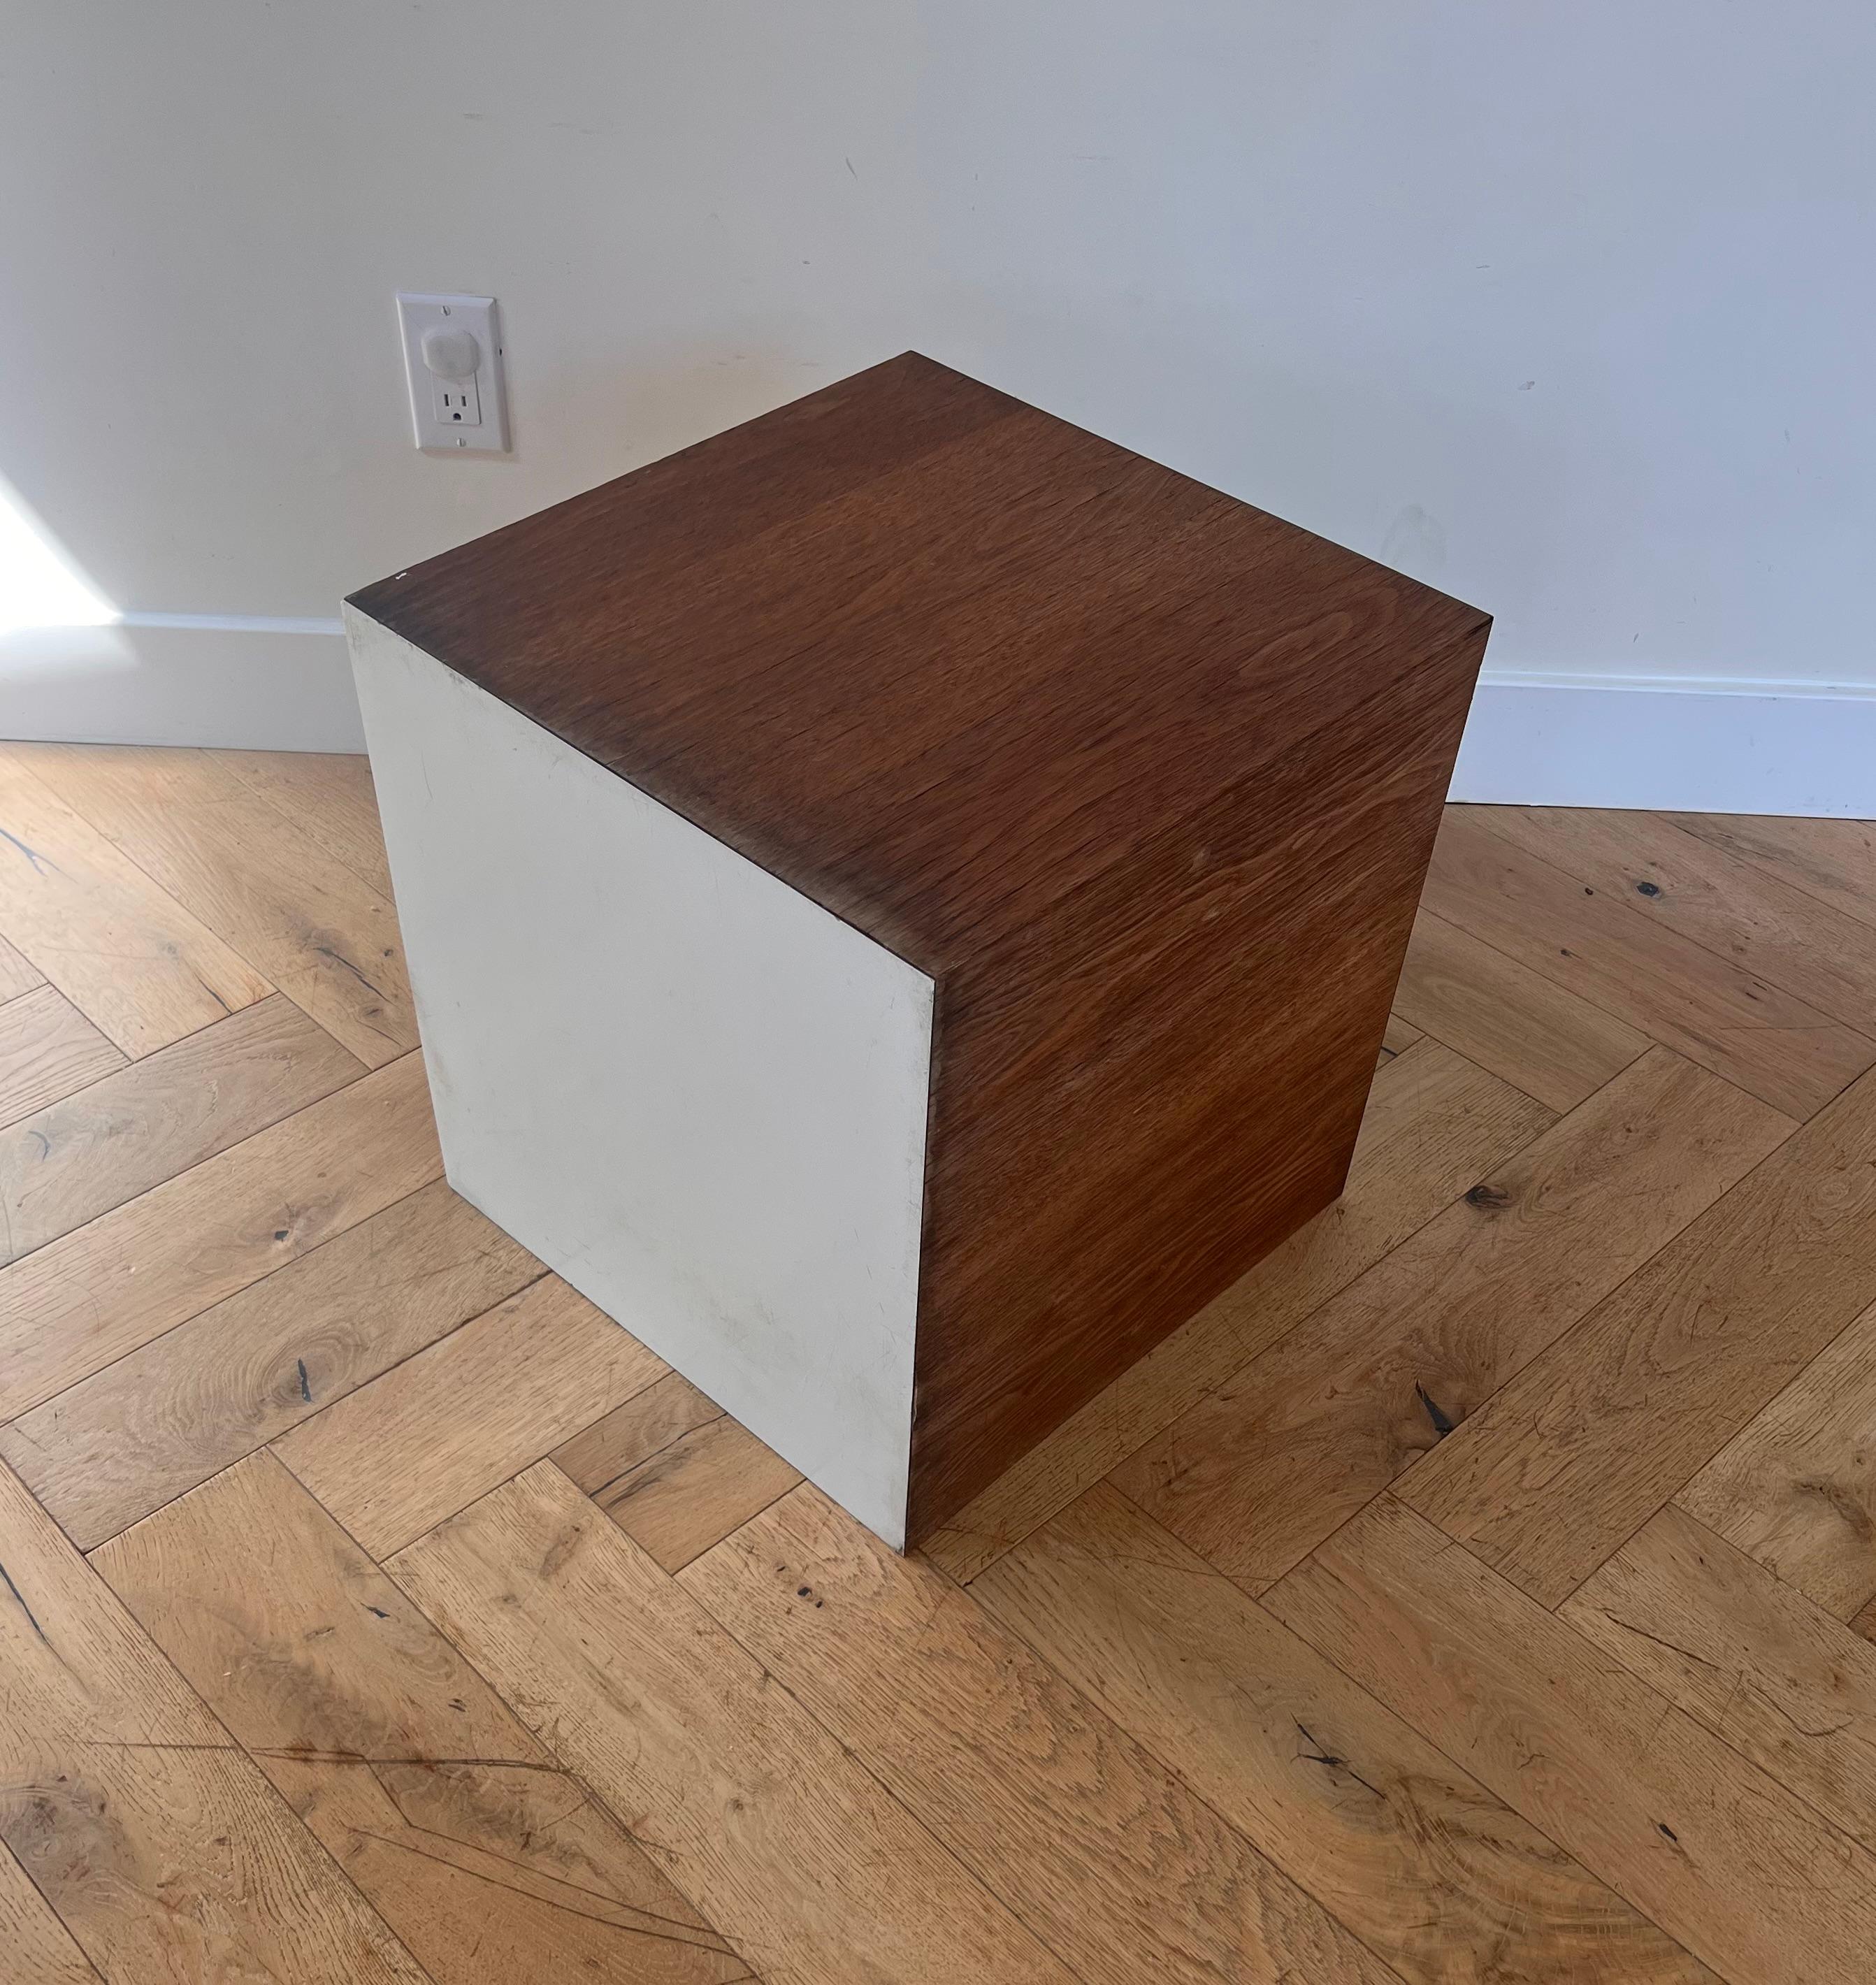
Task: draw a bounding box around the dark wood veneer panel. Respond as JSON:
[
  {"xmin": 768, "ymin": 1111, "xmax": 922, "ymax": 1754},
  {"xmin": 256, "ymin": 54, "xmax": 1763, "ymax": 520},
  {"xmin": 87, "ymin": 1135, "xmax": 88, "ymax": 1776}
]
[
  {"xmin": 353, "ymin": 352, "xmax": 1485, "ymax": 973},
  {"xmin": 907, "ymin": 633, "xmax": 1487, "ymax": 1533}
]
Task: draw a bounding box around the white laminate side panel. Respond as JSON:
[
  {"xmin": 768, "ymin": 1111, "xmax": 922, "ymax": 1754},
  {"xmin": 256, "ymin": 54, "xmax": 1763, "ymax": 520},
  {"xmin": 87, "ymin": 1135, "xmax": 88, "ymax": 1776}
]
[{"xmin": 345, "ymin": 607, "xmax": 931, "ymax": 1547}]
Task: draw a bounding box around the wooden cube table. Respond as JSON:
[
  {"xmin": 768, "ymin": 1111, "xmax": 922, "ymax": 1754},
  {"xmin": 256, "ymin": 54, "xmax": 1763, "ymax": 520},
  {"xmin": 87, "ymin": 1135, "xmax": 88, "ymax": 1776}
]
[{"xmin": 344, "ymin": 352, "xmax": 1488, "ymax": 1550}]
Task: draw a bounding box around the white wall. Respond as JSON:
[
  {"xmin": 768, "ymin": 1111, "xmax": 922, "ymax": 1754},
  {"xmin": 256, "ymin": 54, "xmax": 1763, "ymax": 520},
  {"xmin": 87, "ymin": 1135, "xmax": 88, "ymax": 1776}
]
[{"xmin": 3, "ymin": 2, "xmax": 1871, "ymax": 806}]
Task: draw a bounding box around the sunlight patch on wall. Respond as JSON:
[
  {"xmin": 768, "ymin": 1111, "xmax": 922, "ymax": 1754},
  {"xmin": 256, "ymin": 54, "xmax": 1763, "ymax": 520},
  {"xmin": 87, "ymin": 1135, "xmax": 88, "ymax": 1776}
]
[{"xmin": 0, "ymin": 474, "xmax": 116, "ymax": 636}]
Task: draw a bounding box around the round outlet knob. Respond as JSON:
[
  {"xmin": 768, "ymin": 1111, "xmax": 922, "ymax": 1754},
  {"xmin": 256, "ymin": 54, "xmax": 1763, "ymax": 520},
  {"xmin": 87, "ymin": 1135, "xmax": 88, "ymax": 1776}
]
[{"xmin": 421, "ymin": 324, "xmax": 482, "ymax": 380}]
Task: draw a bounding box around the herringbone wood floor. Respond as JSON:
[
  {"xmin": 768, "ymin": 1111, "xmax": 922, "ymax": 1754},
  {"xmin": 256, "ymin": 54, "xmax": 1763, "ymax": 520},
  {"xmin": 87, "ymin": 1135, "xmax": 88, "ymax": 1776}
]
[{"xmin": 3, "ymin": 739, "xmax": 1876, "ymax": 1983}]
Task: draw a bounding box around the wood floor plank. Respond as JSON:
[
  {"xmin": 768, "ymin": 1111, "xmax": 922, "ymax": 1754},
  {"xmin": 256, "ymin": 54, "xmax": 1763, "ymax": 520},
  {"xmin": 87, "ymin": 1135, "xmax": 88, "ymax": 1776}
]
[
  {"xmin": 1380, "ymin": 1011, "xmax": 1422, "ymax": 1057},
  {"xmin": 0, "ymin": 748, "xmax": 270, "ymax": 1055},
  {"xmin": 1479, "ymin": 803, "xmax": 1876, "ymax": 1033},
  {"xmin": 92, "ymin": 1452, "xmax": 746, "ymax": 1984},
  {"xmin": 1670, "ymin": 811, "xmax": 1876, "ymax": 934},
  {"xmin": 1677, "ymin": 1299, "xmax": 1876, "ymax": 1621},
  {"xmin": 1392, "ymin": 906, "xmax": 1651, "ymax": 1111},
  {"xmin": 552, "ymin": 1371, "xmax": 722, "ymax": 1495},
  {"xmin": 1562, "ymin": 1503, "xmax": 1876, "ymax": 1858},
  {"xmin": 553, "ymin": 1376, "xmax": 802, "ymax": 1573},
  {"xmin": 0, "ymin": 992, "xmax": 362, "ymax": 1267},
  {"xmin": 15, "ymin": 742, "xmax": 416, "ymax": 1067},
  {"xmin": 1265, "ymin": 1494, "xmax": 1876, "ymax": 1985},
  {"xmin": 921, "ymin": 1041, "xmax": 1552, "ymax": 1582},
  {"xmin": 389, "ymin": 1460, "xmax": 1080, "ymax": 1985},
  {"xmin": 276, "ymin": 1276, "xmax": 668, "ymax": 1558},
  {"xmin": 681, "ymin": 1482, "xmax": 1402, "ymax": 1985},
  {"xmin": 222, "ymin": 749, "xmax": 394, "ymax": 896},
  {"xmin": 0, "ymin": 983, "xmax": 124, "ymax": 1130},
  {"xmin": 972, "ymin": 1483, "xmax": 1708, "ymax": 1983},
  {"xmin": 2, "ymin": 1179, "xmax": 540, "ymax": 1550},
  {"xmin": 1423, "ymin": 807, "xmax": 1875, "ymax": 1117},
  {"xmin": 0, "ymin": 1461, "xmax": 427, "ymax": 1983},
  {"xmin": 1397, "ymin": 1063, "xmax": 1876, "ymax": 1605},
  {"xmin": 1113, "ymin": 1050, "xmax": 1791, "ymax": 1589},
  {"xmin": 0, "ymin": 1842, "xmax": 103, "ymax": 1984},
  {"xmin": 0, "ymin": 1051, "xmax": 440, "ymax": 1420},
  {"xmin": 0, "ymin": 932, "xmax": 43, "ymax": 1004},
  {"xmin": 8, "ymin": 758, "xmax": 1870, "ymax": 1970}
]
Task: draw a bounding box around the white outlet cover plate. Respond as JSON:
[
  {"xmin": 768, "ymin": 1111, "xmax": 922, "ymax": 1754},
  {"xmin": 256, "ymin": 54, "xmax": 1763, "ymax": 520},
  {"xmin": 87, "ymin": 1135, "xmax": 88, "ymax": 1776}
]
[{"xmin": 397, "ymin": 292, "xmax": 509, "ymax": 453}]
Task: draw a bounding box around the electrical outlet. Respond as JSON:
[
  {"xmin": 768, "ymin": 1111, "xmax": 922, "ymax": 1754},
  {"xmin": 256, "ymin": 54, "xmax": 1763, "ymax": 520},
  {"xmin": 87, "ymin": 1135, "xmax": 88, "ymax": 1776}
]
[
  {"xmin": 433, "ymin": 375, "xmax": 481, "ymax": 428},
  {"xmin": 397, "ymin": 292, "xmax": 508, "ymax": 452}
]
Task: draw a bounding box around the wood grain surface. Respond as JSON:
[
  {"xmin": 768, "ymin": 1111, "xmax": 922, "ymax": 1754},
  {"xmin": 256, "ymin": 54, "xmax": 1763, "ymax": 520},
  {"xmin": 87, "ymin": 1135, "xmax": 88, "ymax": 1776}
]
[
  {"xmin": 0, "ymin": 1461, "xmax": 426, "ymax": 1982},
  {"xmin": 222, "ymin": 747, "xmax": 394, "ymax": 895},
  {"xmin": 352, "ymin": 353, "xmax": 1486, "ymax": 972},
  {"xmin": 1562, "ymin": 1503, "xmax": 1876, "ymax": 1858},
  {"xmin": 0, "ymin": 992, "xmax": 362, "ymax": 1266},
  {"xmin": 551, "ymin": 1373, "xmax": 802, "ymax": 1572},
  {"xmin": 0, "ymin": 747, "xmax": 270, "ymax": 1054},
  {"xmin": 1267, "ymin": 1496, "xmax": 1876, "ymax": 1985},
  {"xmin": 1115, "ymin": 1050, "xmax": 1791, "ymax": 1587},
  {"xmin": 1676, "ymin": 1297, "xmax": 1876, "ymax": 1619},
  {"xmin": 0, "ymin": 1843, "xmax": 101, "ymax": 1984},
  {"xmin": 351, "ymin": 352, "xmax": 1488, "ymax": 1538},
  {"xmin": 389, "ymin": 1461, "xmax": 1080, "ymax": 1985},
  {"xmin": 0, "ymin": 933, "xmax": 43, "ymax": 1004},
  {"xmin": 275, "ymin": 1272, "xmax": 669, "ymax": 1556},
  {"xmin": 3, "ymin": 1178, "xmax": 541, "ymax": 1548},
  {"xmin": 1670, "ymin": 811, "xmax": 1876, "ymax": 932},
  {"xmin": 94, "ymin": 1452, "xmax": 746, "ymax": 1984},
  {"xmin": 1423, "ymin": 807, "xmax": 1876, "ymax": 1118},
  {"xmin": 15, "ymin": 743, "xmax": 417, "ymax": 1067},
  {"xmin": 974, "ymin": 1485, "xmax": 1708, "ymax": 1984},
  {"xmin": 1, "ymin": 751, "xmax": 1874, "ymax": 1972},
  {"xmin": 682, "ymin": 1483, "xmax": 1399, "ymax": 1985},
  {"xmin": 1478, "ymin": 804, "xmax": 1876, "ymax": 1031},
  {"xmin": 1391, "ymin": 905, "xmax": 1652, "ymax": 1110},
  {"xmin": 921, "ymin": 1039, "xmax": 1550, "ymax": 1582},
  {"xmin": 0, "ymin": 985, "xmax": 123, "ymax": 1132},
  {"xmin": 907, "ymin": 625, "xmax": 1485, "ymax": 1532},
  {"xmin": 0, "ymin": 1050, "xmax": 439, "ymax": 1420},
  {"xmin": 1397, "ymin": 1063, "xmax": 1876, "ymax": 1603}
]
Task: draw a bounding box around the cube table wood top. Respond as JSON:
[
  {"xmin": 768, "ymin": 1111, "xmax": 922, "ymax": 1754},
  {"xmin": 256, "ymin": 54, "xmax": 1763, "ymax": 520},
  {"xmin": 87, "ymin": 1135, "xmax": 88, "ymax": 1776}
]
[{"xmin": 347, "ymin": 352, "xmax": 1488, "ymax": 1547}]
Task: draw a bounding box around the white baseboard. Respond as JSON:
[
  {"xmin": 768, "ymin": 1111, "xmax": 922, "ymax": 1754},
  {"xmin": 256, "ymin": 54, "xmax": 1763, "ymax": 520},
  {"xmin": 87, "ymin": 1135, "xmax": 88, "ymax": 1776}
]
[
  {"xmin": 1452, "ymin": 674, "xmax": 1876, "ymax": 818},
  {"xmin": 3, "ymin": 618, "xmax": 1872, "ymax": 817},
  {"xmin": 0, "ymin": 614, "xmax": 361, "ymax": 752}
]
